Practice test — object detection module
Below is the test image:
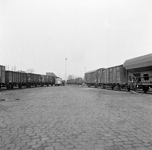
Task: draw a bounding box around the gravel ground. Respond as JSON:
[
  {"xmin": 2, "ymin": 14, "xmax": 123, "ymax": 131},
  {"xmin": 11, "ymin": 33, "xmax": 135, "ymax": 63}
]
[{"xmin": 0, "ymin": 85, "xmax": 152, "ymax": 150}]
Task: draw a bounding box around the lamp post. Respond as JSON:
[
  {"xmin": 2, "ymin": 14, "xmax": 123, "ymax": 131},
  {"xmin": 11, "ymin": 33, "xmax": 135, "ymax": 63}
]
[{"xmin": 65, "ymin": 58, "xmax": 67, "ymax": 83}]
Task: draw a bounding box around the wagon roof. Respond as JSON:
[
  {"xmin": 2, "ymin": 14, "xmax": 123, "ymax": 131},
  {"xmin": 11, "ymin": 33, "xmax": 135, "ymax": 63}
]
[
  {"xmin": 46, "ymin": 72, "xmax": 57, "ymax": 77},
  {"xmin": 85, "ymin": 68, "xmax": 105, "ymax": 74},
  {"xmin": 0, "ymin": 65, "xmax": 5, "ymax": 67},
  {"xmin": 123, "ymin": 53, "xmax": 152, "ymax": 70},
  {"xmin": 85, "ymin": 69, "xmax": 98, "ymax": 74},
  {"xmin": 96, "ymin": 68, "xmax": 105, "ymax": 71}
]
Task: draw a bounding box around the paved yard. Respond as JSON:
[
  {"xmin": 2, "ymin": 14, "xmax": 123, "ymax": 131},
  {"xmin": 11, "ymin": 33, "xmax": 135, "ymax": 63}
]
[{"xmin": 0, "ymin": 85, "xmax": 152, "ymax": 150}]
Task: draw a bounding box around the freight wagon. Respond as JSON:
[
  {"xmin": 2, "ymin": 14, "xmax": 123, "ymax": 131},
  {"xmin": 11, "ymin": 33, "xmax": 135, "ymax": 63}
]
[
  {"xmin": 85, "ymin": 53, "xmax": 152, "ymax": 93},
  {"xmin": 99, "ymin": 65, "xmax": 127, "ymax": 90},
  {"xmin": 124, "ymin": 53, "xmax": 152, "ymax": 93},
  {"xmin": 84, "ymin": 69, "xmax": 98, "ymax": 87},
  {"xmin": 5, "ymin": 71, "xmax": 27, "ymax": 89},
  {"xmin": 26, "ymin": 73, "xmax": 41, "ymax": 87},
  {"xmin": 0, "ymin": 65, "xmax": 56, "ymax": 90},
  {"xmin": 67, "ymin": 79, "xmax": 75, "ymax": 84},
  {"xmin": 75, "ymin": 77, "xmax": 83, "ymax": 85}
]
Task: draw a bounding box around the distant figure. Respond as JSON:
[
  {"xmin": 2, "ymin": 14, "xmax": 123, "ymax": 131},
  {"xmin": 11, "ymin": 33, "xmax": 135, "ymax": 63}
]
[{"xmin": 62, "ymin": 80, "xmax": 65, "ymax": 86}]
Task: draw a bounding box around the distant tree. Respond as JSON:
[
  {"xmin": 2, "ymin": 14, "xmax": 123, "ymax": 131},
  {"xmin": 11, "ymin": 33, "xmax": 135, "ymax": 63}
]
[
  {"xmin": 13, "ymin": 66, "xmax": 16, "ymax": 71},
  {"xmin": 5, "ymin": 64, "xmax": 9, "ymax": 70},
  {"xmin": 18, "ymin": 70, "xmax": 26, "ymax": 73},
  {"xmin": 26, "ymin": 68, "xmax": 35, "ymax": 73}
]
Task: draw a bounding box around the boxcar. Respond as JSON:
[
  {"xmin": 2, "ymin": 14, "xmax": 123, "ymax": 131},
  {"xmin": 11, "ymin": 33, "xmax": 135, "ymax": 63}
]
[
  {"xmin": 124, "ymin": 53, "xmax": 152, "ymax": 93},
  {"xmin": 0, "ymin": 65, "xmax": 5, "ymax": 88},
  {"xmin": 99, "ymin": 65, "xmax": 127, "ymax": 89},
  {"xmin": 85, "ymin": 69, "xmax": 98, "ymax": 87},
  {"xmin": 75, "ymin": 77, "xmax": 83, "ymax": 85},
  {"xmin": 67, "ymin": 79, "xmax": 75, "ymax": 84}
]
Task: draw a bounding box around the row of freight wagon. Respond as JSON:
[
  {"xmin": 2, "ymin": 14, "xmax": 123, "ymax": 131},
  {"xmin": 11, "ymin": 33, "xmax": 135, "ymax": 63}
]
[
  {"xmin": 0, "ymin": 66, "xmax": 56, "ymax": 89},
  {"xmin": 67, "ymin": 77, "xmax": 83, "ymax": 85},
  {"xmin": 85, "ymin": 53, "xmax": 152, "ymax": 93}
]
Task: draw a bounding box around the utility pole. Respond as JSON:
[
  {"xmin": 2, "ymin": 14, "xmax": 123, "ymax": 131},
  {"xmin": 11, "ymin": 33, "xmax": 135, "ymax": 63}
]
[{"xmin": 65, "ymin": 58, "xmax": 67, "ymax": 83}]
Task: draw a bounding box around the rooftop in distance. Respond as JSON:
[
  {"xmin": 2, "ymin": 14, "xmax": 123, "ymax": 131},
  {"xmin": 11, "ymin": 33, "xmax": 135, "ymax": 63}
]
[{"xmin": 46, "ymin": 72, "xmax": 57, "ymax": 77}]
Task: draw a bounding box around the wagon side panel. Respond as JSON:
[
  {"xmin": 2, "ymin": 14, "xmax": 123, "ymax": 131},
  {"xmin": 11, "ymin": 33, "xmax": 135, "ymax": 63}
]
[
  {"xmin": 0, "ymin": 66, "xmax": 5, "ymax": 84},
  {"xmin": 109, "ymin": 68, "xmax": 113, "ymax": 83},
  {"xmin": 120, "ymin": 66, "xmax": 127, "ymax": 84}
]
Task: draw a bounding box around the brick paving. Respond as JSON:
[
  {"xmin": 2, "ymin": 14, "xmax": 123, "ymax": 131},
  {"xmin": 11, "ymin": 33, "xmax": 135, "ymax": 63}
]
[{"xmin": 0, "ymin": 86, "xmax": 152, "ymax": 150}]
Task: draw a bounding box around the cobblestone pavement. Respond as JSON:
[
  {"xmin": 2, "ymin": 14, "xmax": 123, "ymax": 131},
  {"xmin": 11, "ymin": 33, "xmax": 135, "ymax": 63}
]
[{"xmin": 0, "ymin": 85, "xmax": 152, "ymax": 150}]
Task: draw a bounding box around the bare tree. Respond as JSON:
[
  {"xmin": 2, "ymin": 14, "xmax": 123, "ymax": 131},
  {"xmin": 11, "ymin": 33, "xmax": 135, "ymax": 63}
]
[
  {"xmin": 11, "ymin": 66, "xmax": 16, "ymax": 71},
  {"xmin": 14, "ymin": 66, "xmax": 16, "ymax": 71},
  {"xmin": 26, "ymin": 68, "xmax": 35, "ymax": 73},
  {"xmin": 5, "ymin": 64, "xmax": 10, "ymax": 70}
]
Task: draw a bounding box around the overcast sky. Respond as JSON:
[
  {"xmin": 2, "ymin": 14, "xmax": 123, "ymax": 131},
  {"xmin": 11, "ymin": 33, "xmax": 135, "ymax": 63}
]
[{"xmin": 1, "ymin": 0, "xmax": 152, "ymax": 79}]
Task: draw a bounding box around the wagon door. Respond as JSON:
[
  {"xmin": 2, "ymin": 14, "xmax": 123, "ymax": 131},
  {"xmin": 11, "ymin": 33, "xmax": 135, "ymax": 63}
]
[
  {"xmin": 104, "ymin": 69, "xmax": 107, "ymax": 83},
  {"xmin": 100, "ymin": 69, "xmax": 104, "ymax": 84},
  {"xmin": 97, "ymin": 70, "xmax": 101, "ymax": 84},
  {"xmin": 106, "ymin": 68, "xmax": 110, "ymax": 84},
  {"xmin": 109, "ymin": 68, "xmax": 113, "ymax": 83},
  {"xmin": 120, "ymin": 66, "xmax": 127, "ymax": 84},
  {"xmin": 113, "ymin": 67, "xmax": 116, "ymax": 83},
  {"xmin": 116, "ymin": 67, "xmax": 120, "ymax": 83}
]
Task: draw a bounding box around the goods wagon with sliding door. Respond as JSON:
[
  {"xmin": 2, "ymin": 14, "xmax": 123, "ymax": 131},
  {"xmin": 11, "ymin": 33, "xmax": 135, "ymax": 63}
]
[
  {"xmin": 100, "ymin": 65, "xmax": 127, "ymax": 90},
  {"xmin": 85, "ymin": 69, "xmax": 98, "ymax": 87}
]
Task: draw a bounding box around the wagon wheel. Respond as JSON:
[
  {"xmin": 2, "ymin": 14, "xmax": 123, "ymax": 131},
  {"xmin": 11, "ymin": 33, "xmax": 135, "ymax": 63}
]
[
  {"xmin": 6, "ymin": 84, "xmax": 10, "ymax": 90},
  {"xmin": 127, "ymin": 87, "xmax": 130, "ymax": 92},
  {"xmin": 143, "ymin": 86, "xmax": 149, "ymax": 93},
  {"xmin": 11, "ymin": 84, "xmax": 14, "ymax": 89}
]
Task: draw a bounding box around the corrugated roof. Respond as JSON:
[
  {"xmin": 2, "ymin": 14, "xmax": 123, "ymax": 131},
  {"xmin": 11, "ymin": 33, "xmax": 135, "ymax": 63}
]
[
  {"xmin": 85, "ymin": 69, "xmax": 98, "ymax": 74},
  {"xmin": 123, "ymin": 53, "xmax": 152, "ymax": 70},
  {"xmin": 46, "ymin": 72, "xmax": 57, "ymax": 77},
  {"xmin": 96, "ymin": 68, "xmax": 105, "ymax": 71},
  {"xmin": 85, "ymin": 68, "xmax": 105, "ymax": 74}
]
